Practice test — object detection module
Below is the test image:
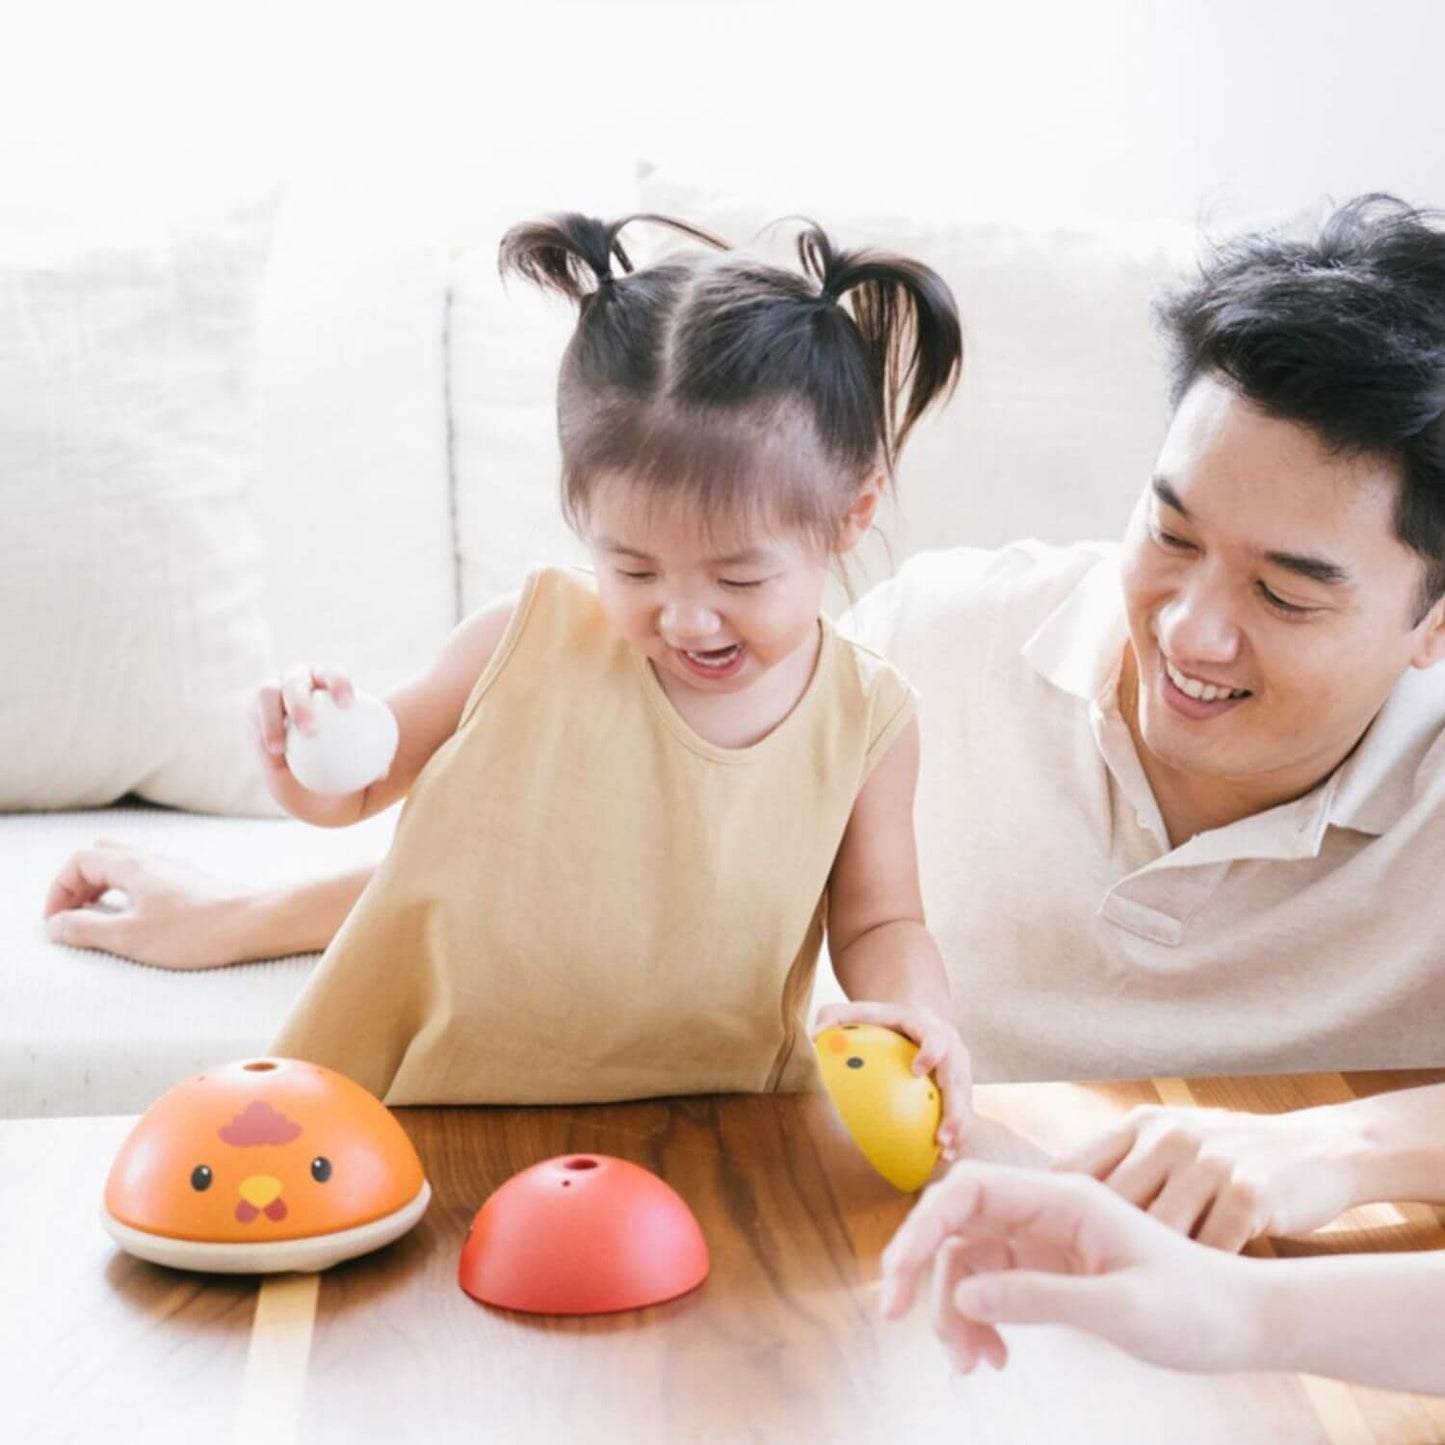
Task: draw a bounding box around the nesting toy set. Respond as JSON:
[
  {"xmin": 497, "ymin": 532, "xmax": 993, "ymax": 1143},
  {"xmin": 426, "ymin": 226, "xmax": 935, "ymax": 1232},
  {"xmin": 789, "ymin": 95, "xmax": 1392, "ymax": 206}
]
[{"xmin": 101, "ymin": 1022, "xmax": 940, "ymax": 1314}]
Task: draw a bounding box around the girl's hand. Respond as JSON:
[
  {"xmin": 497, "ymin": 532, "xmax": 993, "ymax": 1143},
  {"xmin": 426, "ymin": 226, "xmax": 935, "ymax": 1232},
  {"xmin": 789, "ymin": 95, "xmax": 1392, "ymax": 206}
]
[
  {"xmin": 814, "ymin": 1000, "xmax": 973, "ymax": 1160},
  {"xmin": 879, "ymin": 1160, "xmax": 1259, "ymax": 1375},
  {"xmin": 253, "ymin": 663, "xmax": 356, "ymax": 778},
  {"xmin": 1055, "ymin": 1103, "xmax": 1362, "ymax": 1250}
]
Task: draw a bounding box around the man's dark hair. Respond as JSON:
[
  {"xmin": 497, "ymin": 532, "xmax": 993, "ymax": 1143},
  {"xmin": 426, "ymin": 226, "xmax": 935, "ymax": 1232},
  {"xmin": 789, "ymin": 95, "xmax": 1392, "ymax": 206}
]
[{"xmin": 1158, "ymin": 194, "xmax": 1445, "ymax": 617}]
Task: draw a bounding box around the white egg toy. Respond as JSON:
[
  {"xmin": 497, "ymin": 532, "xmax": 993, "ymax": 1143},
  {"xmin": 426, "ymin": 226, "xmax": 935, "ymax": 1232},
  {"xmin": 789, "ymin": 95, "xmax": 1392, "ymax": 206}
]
[{"xmin": 285, "ymin": 690, "xmax": 399, "ymax": 797}]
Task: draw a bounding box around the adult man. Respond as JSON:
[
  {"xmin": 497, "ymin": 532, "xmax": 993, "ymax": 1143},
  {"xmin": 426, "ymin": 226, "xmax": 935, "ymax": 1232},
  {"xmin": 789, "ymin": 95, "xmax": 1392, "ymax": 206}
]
[{"xmin": 45, "ymin": 194, "xmax": 1445, "ymax": 1248}]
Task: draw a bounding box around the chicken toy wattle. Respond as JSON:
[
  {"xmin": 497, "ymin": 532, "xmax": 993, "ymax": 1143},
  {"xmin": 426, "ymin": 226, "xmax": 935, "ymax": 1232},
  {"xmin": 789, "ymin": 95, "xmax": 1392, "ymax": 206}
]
[
  {"xmin": 813, "ymin": 1024, "xmax": 942, "ymax": 1192},
  {"xmin": 102, "ymin": 1058, "xmax": 430, "ymax": 1273}
]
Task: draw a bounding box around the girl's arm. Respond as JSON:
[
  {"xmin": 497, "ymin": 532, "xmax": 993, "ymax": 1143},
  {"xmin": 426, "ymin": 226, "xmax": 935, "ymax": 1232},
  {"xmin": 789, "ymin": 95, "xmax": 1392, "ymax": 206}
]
[
  {"xmin": 45, "ymin": 595, "xmax": 520, "ymax": 967},
  {"xmin": 823, "ymin": 718, "xmax": 971, "ymax": 1153},
  {"xmin": 258, "ymin": 592, "xmax": 518, "ymax": 827}
]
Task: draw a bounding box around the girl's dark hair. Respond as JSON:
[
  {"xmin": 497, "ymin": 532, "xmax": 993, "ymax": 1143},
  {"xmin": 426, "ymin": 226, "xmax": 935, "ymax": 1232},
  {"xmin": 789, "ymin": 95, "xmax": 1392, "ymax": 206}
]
[
  {"xmin": 1157, "ymin": 194, "xmax": 1445, "ymax": 615},
  {"xmin": 498, "ymin": 211, "xmax": 962, "ymax": 545}
]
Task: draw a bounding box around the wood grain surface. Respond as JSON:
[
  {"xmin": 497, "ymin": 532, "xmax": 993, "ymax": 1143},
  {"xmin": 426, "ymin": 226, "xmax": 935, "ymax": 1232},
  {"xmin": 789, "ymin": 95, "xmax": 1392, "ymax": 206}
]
[{"xmin": 3, "ymin": 1070, "xmax": 1443, "ymax": 1445}]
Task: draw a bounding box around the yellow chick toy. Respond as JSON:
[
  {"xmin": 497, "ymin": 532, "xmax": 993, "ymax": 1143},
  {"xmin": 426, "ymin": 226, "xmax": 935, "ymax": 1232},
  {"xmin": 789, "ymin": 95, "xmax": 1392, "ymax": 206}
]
[{"xmin": 814, "ymin": 1024, "xmax": 942, "ymax": 1192}]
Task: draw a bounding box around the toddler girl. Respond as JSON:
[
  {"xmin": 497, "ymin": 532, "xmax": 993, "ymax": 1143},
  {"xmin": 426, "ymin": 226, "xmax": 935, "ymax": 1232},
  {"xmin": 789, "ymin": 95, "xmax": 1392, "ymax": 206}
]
[{"xmin": 264, "ymin": 213, "xmax": 971, "ymax": 1148}]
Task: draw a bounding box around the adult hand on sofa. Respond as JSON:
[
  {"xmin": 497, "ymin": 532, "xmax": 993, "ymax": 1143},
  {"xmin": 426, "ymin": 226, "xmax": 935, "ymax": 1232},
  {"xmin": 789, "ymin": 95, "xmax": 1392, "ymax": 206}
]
[
  {"xmin": 1055, "ymin": 1103, "xmax": 1362, "ymax": 1250},
  {"xmin": 44, "ymin": 840, "xmax": 251, "ymax": 969}
]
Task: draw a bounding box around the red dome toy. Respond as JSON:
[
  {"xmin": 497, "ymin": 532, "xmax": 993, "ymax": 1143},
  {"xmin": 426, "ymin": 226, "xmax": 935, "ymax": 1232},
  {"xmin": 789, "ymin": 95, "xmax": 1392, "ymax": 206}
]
[{"xmin": 459, "ymin": 1154, "xmax": 709, "ymax": 1314}]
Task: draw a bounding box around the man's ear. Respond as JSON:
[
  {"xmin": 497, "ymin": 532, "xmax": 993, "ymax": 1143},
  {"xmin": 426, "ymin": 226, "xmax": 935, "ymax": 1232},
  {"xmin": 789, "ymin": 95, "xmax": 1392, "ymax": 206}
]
[
  {"xmin": 836, "ymin": 472, "xmax": 887, "ymax": 555},
  {"xmin": 1410, "ymin": 594, "xmax": 1445, "ymax": 669}
]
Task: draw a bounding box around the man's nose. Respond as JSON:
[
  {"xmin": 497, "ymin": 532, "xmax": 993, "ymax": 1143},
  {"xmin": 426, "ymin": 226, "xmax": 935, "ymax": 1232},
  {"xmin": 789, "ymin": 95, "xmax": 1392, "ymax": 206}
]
[{"xmin": 1157, "ymin": 582, "xmax": 1241, "ymax": 663}]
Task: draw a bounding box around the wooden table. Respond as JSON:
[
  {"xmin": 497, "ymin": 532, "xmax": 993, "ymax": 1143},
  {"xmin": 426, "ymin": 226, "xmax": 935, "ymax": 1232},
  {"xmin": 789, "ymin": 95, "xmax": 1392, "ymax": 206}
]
[{"xmin": 4, "ymin": 1070, "xmax": 1444, "ymax": 1445}]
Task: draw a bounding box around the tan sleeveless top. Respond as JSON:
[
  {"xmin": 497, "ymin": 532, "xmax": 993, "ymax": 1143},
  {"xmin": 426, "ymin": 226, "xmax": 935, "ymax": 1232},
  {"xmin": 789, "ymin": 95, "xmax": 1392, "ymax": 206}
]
[{"xmin": 271, "ymin": 567, "xmax": 916, "ymax": 1105}]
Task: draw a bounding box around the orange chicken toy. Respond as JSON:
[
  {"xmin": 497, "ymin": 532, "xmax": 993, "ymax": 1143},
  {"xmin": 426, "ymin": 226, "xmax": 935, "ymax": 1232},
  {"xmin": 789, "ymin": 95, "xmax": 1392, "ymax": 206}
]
[{"xmin": 102, "ymin": 1058, "xmax": 430, "ymax": 1273}]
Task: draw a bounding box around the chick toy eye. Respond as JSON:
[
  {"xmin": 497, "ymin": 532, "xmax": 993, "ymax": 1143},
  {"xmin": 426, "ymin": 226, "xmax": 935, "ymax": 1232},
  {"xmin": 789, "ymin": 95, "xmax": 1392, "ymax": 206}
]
[
  {"xmin": 846, "ymin": 1057, "xmax": 865, "ymax": 1070},
  {"xmin": 311, "ymin": 1157, "xmax": 333, "ymax": 1183},
  {"xmin": 190, "ymin": 1165, "xmax": 213, "ymax": 1191}
]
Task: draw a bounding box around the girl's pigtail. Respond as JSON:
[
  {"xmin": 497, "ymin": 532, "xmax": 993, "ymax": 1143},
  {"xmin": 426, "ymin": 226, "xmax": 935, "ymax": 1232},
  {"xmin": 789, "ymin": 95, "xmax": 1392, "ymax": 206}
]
[
  {"xmin": 796, "ymin": 224, "xmax": 963, "ymax": 469},
  {"xmin": 500, "ymin": 212, "xmax": 729, "ymax": 303}
]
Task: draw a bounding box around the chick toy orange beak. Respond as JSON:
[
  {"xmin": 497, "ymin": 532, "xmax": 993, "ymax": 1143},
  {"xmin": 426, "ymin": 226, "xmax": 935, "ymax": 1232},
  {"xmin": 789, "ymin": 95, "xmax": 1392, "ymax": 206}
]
[{"xmin": 813, "ymin": 1024, "xmax": 942, "ymax": 1192}]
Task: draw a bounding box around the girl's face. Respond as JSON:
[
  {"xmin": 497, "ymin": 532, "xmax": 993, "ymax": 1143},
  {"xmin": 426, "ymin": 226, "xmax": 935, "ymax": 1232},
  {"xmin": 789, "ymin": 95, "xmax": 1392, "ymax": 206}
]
[{"xmin": 584, "ymin": 478, "xmax": 872, "ymax": 697}]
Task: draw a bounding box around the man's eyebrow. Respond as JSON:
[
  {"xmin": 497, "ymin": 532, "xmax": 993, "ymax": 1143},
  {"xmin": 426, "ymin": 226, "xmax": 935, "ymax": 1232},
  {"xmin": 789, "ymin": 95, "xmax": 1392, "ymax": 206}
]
[
  {"xmin": 1150, "ymin": 477, "xmax": 1351, "ymax": 586},
  {"xmin": 1151, "ymin": 476, "xmax": 1190, "ymax": 517},
  {"xmin": 1261, "ymin": 550, "xmax": 1352, "ymax": 587}
]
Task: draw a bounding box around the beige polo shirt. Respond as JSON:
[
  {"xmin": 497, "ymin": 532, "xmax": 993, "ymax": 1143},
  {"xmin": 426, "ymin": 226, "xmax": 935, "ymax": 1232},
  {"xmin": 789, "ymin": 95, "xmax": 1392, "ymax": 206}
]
[{"xmin": 846, "ymin": 540, "xmax": 1445, "ymax": 1082}]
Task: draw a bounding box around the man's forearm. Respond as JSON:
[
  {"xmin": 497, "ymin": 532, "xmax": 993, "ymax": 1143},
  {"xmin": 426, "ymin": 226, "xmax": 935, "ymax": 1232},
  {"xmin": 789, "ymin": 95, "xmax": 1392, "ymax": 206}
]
[
  {"xmin": 216, "ymin": 866, "xmax": 375, "ymax": 963},
  {"xmin": 1249, "ymin": 1252, "xmax": 1445, "ymax": 1394},
  {"xmin": 1329, "ymin": 1085, "xmax": 1445, "ymax": 1207}
]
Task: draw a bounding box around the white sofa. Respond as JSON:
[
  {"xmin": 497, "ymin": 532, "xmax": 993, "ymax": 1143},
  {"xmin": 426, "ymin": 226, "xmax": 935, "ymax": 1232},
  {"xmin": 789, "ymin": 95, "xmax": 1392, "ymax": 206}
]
[{"xmin": 0, "ymin": 177, "xmax": 1193, "ymax": 1116}]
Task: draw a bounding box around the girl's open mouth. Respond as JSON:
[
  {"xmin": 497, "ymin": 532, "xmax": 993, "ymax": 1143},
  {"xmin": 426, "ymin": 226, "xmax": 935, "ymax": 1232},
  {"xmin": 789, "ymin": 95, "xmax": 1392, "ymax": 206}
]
[{"xmin": 678, "ymin": 643, "xmax": 746, "ymax": 680}]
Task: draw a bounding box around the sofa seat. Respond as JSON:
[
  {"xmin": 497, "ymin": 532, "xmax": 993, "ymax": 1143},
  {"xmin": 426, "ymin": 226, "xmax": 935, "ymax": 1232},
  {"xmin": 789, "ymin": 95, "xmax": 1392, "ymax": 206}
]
[{"xmin": 1, "ymin": 802, "xmax": 398, "ymax": 1117}]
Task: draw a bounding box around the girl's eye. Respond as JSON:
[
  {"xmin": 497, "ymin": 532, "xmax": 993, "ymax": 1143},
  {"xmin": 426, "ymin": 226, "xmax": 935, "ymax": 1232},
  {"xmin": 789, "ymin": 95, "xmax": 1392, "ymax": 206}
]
[
  {"xmin": 616, "ymin": 570, "xmax": 655, "ymax": 583},
  {"xmin": 1258, "ymin": 582, "xmax": 1316, "ymax": 617},
  {"xmin": 720, "ymin": 578, "xmax": 766, "ymax": 591}
]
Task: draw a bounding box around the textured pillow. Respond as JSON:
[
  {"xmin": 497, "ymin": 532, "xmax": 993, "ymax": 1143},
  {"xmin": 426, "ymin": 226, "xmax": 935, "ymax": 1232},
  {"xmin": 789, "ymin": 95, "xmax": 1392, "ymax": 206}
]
[{"xmin": 0, "ymin": 198, "xmax": 281, "ymax": 814}]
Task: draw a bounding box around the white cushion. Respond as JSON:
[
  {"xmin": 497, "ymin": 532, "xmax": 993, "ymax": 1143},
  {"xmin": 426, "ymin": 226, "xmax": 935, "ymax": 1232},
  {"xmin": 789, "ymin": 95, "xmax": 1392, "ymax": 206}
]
[
  {"xmin": 1, "ymin": 803, "xmax": 398, "ymax": 1117},
  {"xmin": 636, "ymin": 172, "xmax": 1198, "ymax": 590},
  {"xmin": 0, "ymin": 199, "xmax": 280, "ymax": 814}
]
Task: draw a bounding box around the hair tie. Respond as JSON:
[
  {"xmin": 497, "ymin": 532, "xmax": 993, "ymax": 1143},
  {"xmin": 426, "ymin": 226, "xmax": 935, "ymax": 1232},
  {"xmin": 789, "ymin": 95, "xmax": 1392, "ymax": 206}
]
[{"xmin": 597, "ymin": 270, "xmax": 615, "ymax": 289}]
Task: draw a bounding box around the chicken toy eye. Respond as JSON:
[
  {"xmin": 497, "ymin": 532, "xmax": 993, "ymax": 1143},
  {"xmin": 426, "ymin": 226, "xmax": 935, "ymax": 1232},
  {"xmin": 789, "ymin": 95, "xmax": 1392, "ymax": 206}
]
[
  {"xmin": 190, "ymin": 1165, "xmax": 213, "ymax": 1192},
  {"xmin": 311, "ymin": 1157, "xmax": 333, "ymax": 1183}
]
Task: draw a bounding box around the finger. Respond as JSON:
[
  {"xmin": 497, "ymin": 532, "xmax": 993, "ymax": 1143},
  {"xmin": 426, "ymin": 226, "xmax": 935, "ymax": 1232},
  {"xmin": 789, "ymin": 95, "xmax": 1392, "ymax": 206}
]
[
  {"xmin": 818, "ymin": 1001, "xmax": 914, "ymax": 1034},
  {"xmin": 882, "ymin": 1163, "xmax": 1105, "ymax": 1317},
  {"xmin": 315, "ymin": 666, "xmax": 354, "ymax": 707},
  {"xmin": 280, "ymin": 666, "xmax": 321, "ymax": 734},
  {"xmin": 43, "ymin": 848, "xmax": 140, "ymax": 919},
  {"xmin": 1101, "ymin": 1136, "xmax": 1193, "ymax": 1211},
  {"xmin": 954, "ymin": 1268, "xmax": 1116, "ymax": 1335},
  {"xmin": 932, "ymin": 1237, "xmax": 1006, "ymax": 1373},
  {"xmin": 1146, "ymin": 1159, "xmax": 1227, "ymax": 1238},
  {"xmin": 936, "ymin": 1056, "xmax": 973, "ymax": 1157},
  {"xmin": 254, "ymin": 687, "xmax": 288, "ymax": 757},
  {"xmin": 46, "ymin": 903, "xmax": 133, "ymax": 955},
  {"xmin": 1193, "ymin": 1181, "xmax": 1266, "ymax": 1253},
  {"xmin": 1055, "ymin": 1123, "xmax": 1139, "ymax": 1181}
]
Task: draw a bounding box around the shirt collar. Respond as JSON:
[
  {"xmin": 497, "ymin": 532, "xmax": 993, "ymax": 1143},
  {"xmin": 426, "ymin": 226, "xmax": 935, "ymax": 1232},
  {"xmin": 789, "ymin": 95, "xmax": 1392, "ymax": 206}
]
[{"xmin": 1018, "ymin": 546, "xmax": 1445, "ymax": 850}]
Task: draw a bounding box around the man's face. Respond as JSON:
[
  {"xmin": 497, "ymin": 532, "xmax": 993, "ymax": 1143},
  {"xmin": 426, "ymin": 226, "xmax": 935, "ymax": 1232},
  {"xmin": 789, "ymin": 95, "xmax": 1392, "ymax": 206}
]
[{"xmin": 1119, "ymin": 375, "xmax": 1445, "ymax": 800}]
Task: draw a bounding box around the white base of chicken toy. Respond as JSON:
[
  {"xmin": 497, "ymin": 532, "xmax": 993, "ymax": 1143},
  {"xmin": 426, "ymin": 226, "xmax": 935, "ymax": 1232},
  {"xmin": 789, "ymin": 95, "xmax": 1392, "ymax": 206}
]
[{"xmin": 100, "ymin": 1179, "xmax": 431, "ymax": 1274}]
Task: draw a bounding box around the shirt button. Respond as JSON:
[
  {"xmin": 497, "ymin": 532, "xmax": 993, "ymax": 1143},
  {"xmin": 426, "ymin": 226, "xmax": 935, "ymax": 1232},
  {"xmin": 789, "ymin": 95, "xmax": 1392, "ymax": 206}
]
[{"xmin": 1136, "ymin": 812, "xmax": 1150, "ymax": 829}]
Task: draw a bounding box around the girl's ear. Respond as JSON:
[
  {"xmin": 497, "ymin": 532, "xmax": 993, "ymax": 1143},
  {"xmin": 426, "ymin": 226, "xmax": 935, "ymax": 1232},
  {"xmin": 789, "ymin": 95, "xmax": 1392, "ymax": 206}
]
[{"xmin": 835, "ymin": 473, "xmax": 887, "ymax": 554}]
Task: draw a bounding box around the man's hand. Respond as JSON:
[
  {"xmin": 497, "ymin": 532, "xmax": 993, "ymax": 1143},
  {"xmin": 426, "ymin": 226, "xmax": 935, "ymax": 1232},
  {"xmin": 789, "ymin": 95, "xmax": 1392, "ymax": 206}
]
[
  {"xmin": 814, "ymin": 1000, "xmax": 972, "ymax": 1160},
  {"xmin": 43, "ymin": 840, "xmax": 248, "ymax": 970},
  {"xmin": 879, "ymin": 1160, "xmax": 1259, "ymax": 1374},
  {"xmin": 1056, "ymin": 1103, "xmax": 1363, "ymax": 1250}
]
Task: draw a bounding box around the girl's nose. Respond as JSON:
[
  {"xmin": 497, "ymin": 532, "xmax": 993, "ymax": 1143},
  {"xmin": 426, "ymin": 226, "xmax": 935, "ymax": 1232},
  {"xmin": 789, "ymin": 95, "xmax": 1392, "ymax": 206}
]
[{"xmin": 659, "ymin": 598, "xmax": 721, "ymax": 642}]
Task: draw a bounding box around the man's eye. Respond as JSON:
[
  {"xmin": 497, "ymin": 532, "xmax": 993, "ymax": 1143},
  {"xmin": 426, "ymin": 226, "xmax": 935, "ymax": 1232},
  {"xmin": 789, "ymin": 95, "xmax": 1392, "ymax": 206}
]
[
  {"xmin": 1258, "ymin": 582, "xmax": 1316, "ymax": 617},
  {"xmin": 1151, "ymin": 525, "xmax": 1193, "ymax": 551}
]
